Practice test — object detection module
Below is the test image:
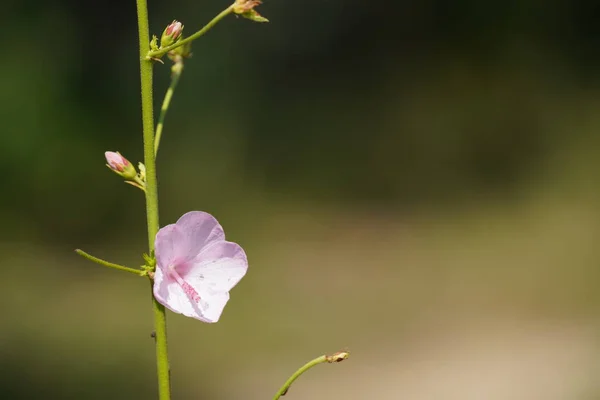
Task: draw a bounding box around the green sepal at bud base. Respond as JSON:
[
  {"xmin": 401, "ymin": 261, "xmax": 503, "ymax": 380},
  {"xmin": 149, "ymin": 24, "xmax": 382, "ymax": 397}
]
[
  {"xmin": 240, "ymin": 9, "xmax": 268, "ymax": 23},
  {"xmin": 161, "ymin": 20, "xmax": 183, "ymax": 48}
]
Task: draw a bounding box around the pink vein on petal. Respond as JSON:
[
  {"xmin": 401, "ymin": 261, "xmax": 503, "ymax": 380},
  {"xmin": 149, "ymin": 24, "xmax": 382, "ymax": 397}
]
[{"xmin": 168, "ymin": 265, "xmax": 201, "ymax": 303}]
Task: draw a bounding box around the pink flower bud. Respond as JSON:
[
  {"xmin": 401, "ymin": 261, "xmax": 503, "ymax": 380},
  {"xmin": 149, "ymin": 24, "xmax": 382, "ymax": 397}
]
[
  {"xmin": 165, "ymin": 21, "xmax": 183, "ymax": 39},
  {"xmin": 105, "ymin": 151, "xmax": 137, "ymax": 179},
  {"xmin": 161, "ymin": 20, "xmax": 183, "ymax": 48},
  {"xmin": 105, "ymin": 151, "xmax": 128, "ymax": 172}
]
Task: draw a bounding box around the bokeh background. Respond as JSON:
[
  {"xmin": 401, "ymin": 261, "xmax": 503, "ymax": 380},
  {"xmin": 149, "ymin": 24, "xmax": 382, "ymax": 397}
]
[{"xmin": 2, "ymin": 0, "xmax": 600, "ymax": 398}]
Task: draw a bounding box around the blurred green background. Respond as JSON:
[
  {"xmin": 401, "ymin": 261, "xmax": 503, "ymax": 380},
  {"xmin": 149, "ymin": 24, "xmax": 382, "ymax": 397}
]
[{"xmin": 2, "ymin": 0, "xmax": 600, "ymax": 398}]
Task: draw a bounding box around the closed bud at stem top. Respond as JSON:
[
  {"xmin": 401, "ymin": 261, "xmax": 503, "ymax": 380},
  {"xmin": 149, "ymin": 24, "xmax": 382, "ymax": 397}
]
[
  {"xmin": 105, "ymin": 151, "xmax": 137, "ymax": 180},
  {"xmin": 233, "ymin": 0, "xmax": 269, "ymax": 23},
  {"xmin": 326, "ymin": 351, "xmax": 350, "ymax": 363},
  {"xmin": 161, "ymin": 20, "xmax": 183, "ymax": 48}
]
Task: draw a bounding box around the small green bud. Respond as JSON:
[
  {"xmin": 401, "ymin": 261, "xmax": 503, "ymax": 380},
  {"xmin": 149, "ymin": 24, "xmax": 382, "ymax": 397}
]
[
  {"xmin": 138, "ymin": 162, "xmax": 146, "ymax": 182},
  {"xmin": 161, "ymin": 20, "xmax": 183, "ymax": 48},
  {"xmin": 150, "ymin": 35, "xmax": 159, "ymax": 52}
]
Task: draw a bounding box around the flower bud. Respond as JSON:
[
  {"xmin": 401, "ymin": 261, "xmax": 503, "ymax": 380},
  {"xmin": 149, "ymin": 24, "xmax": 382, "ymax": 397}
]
[
  {"xmin": 233, "ymin": 0, "xmax": 269, "ymax": 23},
  {"xmin": 105, "ymin": 151, "xmax": 137, "ymax": 180},
  {"xmin": 326, "ymin": 351, "xmax": 350, "ymax": 363},
  {"xmin": 161, "ymin": 20, "xmax": 183, "ymax": 48}
]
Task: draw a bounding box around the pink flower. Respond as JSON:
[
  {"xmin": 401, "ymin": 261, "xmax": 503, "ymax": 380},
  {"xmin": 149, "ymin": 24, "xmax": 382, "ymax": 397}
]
[{"xmin": 153, "ymin": 211, "xmax": 248, "ymax": 323}]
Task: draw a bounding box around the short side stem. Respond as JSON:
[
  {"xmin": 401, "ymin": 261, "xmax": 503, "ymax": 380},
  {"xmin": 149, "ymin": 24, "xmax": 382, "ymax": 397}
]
[
  {"xmin": 272, "ymin": 356, "xmax": 327, "ymax": 400},
  {"xmin": 272, "ymin": 352, "xmax": 350, "ymax": 400},
  {"xmin": 135, "ymin": 0, "xmax": 171, "ymax": 399},
  {"xmin": 147, "ymin": 6, "xmax": 234, "ymax": 59},
  {"xmin": 75, "ymin": 249, "xmax": 144, "ymax": 276}
]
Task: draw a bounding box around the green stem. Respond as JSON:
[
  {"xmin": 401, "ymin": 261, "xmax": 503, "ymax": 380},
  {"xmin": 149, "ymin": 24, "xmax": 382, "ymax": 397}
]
[
  {"xmin": 272, "ymin": 352, "xmax": 349, "ymax": 400},
  {"xmin": 135, "ymin": 0, "xmax": 171, "ymax": 399},
  {"xmin": 154, "ymin": 61, "xmax": 183, "ymax": 157},
  {"xmin": 75, "ymin": 249, "xmax": 143, "ymax": 276},
  {"xmin": 147, "ymin": 6, "xmax": 234, "ymax": 59},
  {"xmin": 272, "ymin": 356, "xmax": 326, "ymax": 399}
]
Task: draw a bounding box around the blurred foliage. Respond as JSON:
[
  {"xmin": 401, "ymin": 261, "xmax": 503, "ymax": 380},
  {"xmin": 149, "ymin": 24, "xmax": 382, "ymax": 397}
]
[{"xmin": 2, "ymin": 0, "xmax": 600, "ymax": 398}]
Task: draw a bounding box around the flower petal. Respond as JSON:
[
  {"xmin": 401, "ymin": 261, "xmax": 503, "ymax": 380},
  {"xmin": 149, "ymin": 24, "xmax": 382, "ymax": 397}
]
[
  {"xmin": 198, "ymin": 239, "xmax": 247, "ymax": 262},
  {"xmin": 154, "ymin": 224, "xmax": 187, "ymax": 269},
  {"xmin": 197, "ymin": 292, "xmax": 230, "ymax": 323},
  {"xmin": 153, "ymin": 266, "xmax": 230, "ymax": 323},
  {"xmin": 185, "ymin": 241, "xmax": 248, "ymax": 294},
  {"xmin": 175, "ymin": 211, "xmax": 225, "ymax": 260}
]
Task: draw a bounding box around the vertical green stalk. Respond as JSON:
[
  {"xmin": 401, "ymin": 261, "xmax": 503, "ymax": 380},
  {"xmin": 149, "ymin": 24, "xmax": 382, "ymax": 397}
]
[
  {"xmin": 155, "ymin": 61, "xmax": 183, "ymax": 157},
  {"xmin": 135, "ymin": 0, "xmax": 171, "ymax": 398}
]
